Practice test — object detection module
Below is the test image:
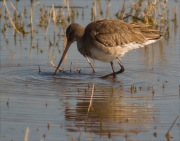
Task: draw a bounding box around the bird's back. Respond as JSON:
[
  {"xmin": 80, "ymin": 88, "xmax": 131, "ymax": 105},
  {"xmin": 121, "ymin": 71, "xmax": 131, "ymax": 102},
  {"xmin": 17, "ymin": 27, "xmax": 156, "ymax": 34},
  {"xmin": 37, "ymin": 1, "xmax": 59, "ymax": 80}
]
[
  {"xmin": 83, "ymin": 19, "xmax": 161, "ymax": 47},
  {"xmin": 81, "ymin": 19, "xmax": 162, "ymax": 62}
]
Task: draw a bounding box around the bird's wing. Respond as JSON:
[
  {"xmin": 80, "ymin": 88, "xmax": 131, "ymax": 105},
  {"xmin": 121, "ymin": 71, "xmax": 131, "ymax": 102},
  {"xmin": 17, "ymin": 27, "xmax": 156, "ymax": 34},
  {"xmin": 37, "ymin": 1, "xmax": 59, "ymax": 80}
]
[
  {"xmin": 130, "ymin": 23, "xmax": 162, "ymax": 39},
  {"xmin": 84, "ymin": 19, "xmax": 160, "ymax": 47}
]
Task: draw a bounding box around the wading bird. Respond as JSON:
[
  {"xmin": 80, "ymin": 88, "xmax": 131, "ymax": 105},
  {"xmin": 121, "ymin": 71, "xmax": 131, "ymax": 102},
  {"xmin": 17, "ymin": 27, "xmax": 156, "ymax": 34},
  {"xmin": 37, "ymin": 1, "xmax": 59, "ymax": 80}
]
[{"xmin": 54, "ymin": 19, "xmax": 162, "ymax": 78}]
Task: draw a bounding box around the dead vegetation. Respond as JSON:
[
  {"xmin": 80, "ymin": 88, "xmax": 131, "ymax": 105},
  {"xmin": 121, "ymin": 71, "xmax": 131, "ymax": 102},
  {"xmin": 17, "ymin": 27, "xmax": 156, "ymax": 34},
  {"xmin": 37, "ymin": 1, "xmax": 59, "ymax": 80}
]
[{"xmin": 1, "ymin": 0, "xmax": 178, "ymax": 39}]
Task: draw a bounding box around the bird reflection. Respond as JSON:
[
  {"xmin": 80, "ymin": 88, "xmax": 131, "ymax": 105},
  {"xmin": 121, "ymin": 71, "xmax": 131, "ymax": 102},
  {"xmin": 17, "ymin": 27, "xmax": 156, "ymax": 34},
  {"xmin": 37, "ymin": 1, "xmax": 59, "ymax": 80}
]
[{"xmin": 64, "ymin": 84, "xmax": 158, "ymax": 136}]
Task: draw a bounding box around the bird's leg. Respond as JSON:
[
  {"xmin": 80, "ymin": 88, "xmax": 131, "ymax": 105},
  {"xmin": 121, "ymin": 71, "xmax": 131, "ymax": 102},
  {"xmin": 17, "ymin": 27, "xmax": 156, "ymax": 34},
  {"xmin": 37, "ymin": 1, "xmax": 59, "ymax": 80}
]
[
  {"xmin": 85, "ymin": 56, "xmax": 96, "ymax": 72},
  {"xmin": 100, "ymin": 58, "xmax": 125, "ymax": 78},
  {"xmin": 110, "ymin": 61, "xmax": 116, "ymax": 78},
  {"xmin": 116, "ymin": 57, "xmax": 125, "ymax": 73}
]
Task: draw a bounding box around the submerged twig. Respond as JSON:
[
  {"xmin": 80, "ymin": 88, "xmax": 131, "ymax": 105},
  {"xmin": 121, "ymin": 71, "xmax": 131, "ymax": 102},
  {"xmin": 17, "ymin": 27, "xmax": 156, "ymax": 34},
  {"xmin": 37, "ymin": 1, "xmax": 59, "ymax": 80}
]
[
  {"xmin": 166, "ymin": 115, "xmax": 179, "ymax": 136},
  {"xmin": 85, "ymin": 85, "xmax": 94, "ymax": 120},
  {"xmin": 74, "ymin": 59, "xmax": 77, "ymax": 72},
  {"xmin": 70, "ymin": 62, "xmax": 72, "ymax": 72},
  {"xmin": 78, "ymin": 132, "xmax": 82, "ymax": 141},
  {"xmin": 50, "ymin": 61, "xmax": 63, "ymax": 72},
  {"xmin": 24, "ymin": 127, "xmax": 29, "ymax": 141},
  {"xmin": 38, "ymin": 65, "xmax": 41, "ymax": 73}
]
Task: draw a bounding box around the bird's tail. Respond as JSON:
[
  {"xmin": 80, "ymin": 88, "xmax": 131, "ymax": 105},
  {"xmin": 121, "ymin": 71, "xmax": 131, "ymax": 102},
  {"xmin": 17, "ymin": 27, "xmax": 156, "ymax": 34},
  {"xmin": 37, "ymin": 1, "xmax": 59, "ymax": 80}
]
[{"xmin": 130, "ymin": 23, "xmax": 163, "ymax": 40}]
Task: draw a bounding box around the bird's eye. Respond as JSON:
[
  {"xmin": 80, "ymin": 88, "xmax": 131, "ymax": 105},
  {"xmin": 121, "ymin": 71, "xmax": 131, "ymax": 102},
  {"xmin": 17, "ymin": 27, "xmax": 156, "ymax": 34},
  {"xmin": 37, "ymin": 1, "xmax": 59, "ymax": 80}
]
[
  {"xmin": 66, "ymin": 32, "xmax": 71, "ymax": 40},
  {"xmin": 68, "ymin": 32, "xmax": 72, "ymax": 37}
]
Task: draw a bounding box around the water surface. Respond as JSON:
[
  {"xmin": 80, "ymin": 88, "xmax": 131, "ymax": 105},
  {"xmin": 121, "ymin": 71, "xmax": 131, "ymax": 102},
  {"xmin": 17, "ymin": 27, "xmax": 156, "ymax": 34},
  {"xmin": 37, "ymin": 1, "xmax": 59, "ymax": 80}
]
[{"xmin": 0, "ymin": 0, "xmax": 180, "ymax": 141}]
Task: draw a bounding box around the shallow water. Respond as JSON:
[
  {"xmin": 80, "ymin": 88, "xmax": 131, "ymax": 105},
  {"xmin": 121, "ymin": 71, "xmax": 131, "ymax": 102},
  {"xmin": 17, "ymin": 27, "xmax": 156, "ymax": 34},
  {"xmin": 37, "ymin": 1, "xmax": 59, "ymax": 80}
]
[{"xmin": 0, "ymin": 0, "xmax": 180, "ymax": 141}]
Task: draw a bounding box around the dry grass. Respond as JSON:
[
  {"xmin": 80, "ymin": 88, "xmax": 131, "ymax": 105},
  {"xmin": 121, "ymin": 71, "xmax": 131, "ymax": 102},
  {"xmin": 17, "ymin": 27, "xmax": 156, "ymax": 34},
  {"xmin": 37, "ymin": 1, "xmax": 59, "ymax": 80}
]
[
  {"xmin": 24, "ymin": 127, "xmax": 29, "ymax": 141},
  {"xmin": 2, "ymin": 0, "xmax": 178, "ymax": 37}
]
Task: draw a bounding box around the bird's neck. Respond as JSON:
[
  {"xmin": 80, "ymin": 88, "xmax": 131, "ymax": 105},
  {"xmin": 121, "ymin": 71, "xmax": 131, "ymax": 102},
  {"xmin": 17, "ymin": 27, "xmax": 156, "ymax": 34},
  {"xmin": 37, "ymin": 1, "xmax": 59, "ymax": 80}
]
[
  {"xmin": 75, "ymin": 25, "xmax": 85, "ymax": 40},
  {"xmin": 77, "ymin": 36, "xmax": 85, "ymax": 56},
  {"xmin": 75, "ymin": 25, "xmax": 85, "ymax": 55}
]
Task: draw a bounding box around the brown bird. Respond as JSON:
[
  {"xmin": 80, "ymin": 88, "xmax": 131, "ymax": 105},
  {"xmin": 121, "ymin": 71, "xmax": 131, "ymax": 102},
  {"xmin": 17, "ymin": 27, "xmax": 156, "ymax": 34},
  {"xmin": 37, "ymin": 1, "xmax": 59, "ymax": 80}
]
[{"xmin": 54, "ymin": 19, "xmax": 162, "ymax": 78}]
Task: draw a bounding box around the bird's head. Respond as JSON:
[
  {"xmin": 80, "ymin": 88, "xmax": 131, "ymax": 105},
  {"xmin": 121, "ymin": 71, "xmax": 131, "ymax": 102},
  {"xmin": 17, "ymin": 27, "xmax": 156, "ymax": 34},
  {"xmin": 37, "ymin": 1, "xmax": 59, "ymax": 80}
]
[
  {"xmin": 53, "ymin": 23, "xmax": 84, "ymax": 75},
  {"xmin": 66, "ymin": 23, "xmax": 84, "ymax": 43}
]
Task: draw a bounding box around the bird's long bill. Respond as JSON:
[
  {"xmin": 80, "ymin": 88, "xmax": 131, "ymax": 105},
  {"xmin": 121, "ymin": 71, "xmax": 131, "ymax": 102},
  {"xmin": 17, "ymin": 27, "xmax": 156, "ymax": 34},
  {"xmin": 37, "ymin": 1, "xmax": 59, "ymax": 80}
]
[{"xmin": 53, "ymin": 41, "xmax": 72, "ymax": 75}]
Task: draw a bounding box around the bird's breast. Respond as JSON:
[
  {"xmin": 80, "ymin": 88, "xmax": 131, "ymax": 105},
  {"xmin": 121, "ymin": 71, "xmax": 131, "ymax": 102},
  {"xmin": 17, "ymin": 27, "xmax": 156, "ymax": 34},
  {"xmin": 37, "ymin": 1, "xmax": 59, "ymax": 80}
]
[
  {"xmin": 88, "ymin": 47, "xmax": 119, "ymax": 62},
  {"xmin": 76, "ymin": 36, "xmax": 127, "ymax": 62}
]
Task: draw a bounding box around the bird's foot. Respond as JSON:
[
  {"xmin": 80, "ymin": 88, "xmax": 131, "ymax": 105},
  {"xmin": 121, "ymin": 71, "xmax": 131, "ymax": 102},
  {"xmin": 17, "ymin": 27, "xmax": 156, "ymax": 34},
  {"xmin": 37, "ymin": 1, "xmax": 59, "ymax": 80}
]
[
  {"xmin": 100, "ymin": 67, "xmax": 124, "ymax": 79},
  {"xmin": 100, "ymin": 72, "xmax": 116, "ymax": 79}
]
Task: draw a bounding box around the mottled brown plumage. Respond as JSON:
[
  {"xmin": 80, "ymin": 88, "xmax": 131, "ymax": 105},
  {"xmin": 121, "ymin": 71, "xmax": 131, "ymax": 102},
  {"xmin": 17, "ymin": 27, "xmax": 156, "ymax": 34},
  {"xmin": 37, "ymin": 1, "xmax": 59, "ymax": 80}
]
[
  {"xmin": 54, "ymin": 19, "xmax": 162, "ymax": 78},
  {"xmin": 86, "ymin": 20, "xmax": 145, "ymax": 46}
]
